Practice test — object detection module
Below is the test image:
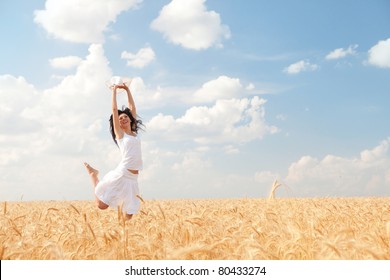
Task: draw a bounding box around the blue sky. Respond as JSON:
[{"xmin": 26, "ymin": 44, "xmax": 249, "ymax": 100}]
[{"xmin": 1, "ymin": 0, "xmax": 389, "ymax": 201}]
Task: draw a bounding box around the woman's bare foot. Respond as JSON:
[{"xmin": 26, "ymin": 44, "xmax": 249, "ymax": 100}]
[{"xmin": 84, "ymin": 162, "xmax": 99, "ymax": 177}]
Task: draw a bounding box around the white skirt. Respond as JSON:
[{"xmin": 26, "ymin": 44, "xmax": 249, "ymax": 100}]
[{"xmin": 95, "ymin": 167, "xmax": 140, "ymax": 215}]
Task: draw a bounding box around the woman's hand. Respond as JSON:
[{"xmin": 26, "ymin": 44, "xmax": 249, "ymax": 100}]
[
  {"xmin": 113, "ymin": 83, "xmax": 129, "ymax": 92},
  {"xmin": 112, "ymin": 84, "xmax": 124, "ymax": 92},
  {"xmin": 118, "ymin": 83, "xmax": 129, "ymax": 90}
]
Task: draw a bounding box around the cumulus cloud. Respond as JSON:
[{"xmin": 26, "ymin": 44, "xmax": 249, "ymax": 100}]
[
  {"xmin": 0, "ymin": 75, "xmax": 41, "ymax": 166},
  {"xmin": 21, "ymin": 45, "xmax": 116, "ymax": 161},
  {"xmin": 172, "ymin": 151, "xmax": 212, "ymax": 172},
  {"xmin": 150, "ymin": 0, "xmax": 231, "ymax": 50},
  {"xmin": 223, "ymin": 145, "xmax": 240, "ymax": 155},
  {"xmin": 284, "ymin": 138, "xmax": 390, "ymax": 197},
  {"xmin": 129, "ymin": 75, "xmax": 259, "ymax": 109},
  {"xmin": 121, "ymin": 47, "xmax": 156, "ymax": 68},
  {"xmin": 34, "ymin": 0, "xmax": 141, "ymax": 43},
  {"xmin": 0, "ymin": 44, "xmax": 122, "ymax": 200},
  {"xmin": 49, "ymin": 56, "xmax": 82, "ymax": 69},
  {"xmin": 146, "ymin": 96, "xmax": 279, "ymax": 144},
  {"xmin": 367, "ymin": 38, "xmax": 390, "ymax": 68},
  {"xmin": 325, "ymin": 44, "xmax": 358, "ymax": 60},
  {"xmin": 284, "ymin": 60, "xmax": 318, "ymax": 74},
  {"xmin": 192, "ymin": 76, "xmax": 243, "ymax": 103}
]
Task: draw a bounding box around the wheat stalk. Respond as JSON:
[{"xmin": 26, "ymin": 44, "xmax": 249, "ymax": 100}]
[{"xmin": 268, "ymin": 180, "xmax": 281, "ymax": 200}]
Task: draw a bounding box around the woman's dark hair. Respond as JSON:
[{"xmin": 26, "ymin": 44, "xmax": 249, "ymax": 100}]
[{"xmin": 109, "ymin": 107, "xmax": 144, "ymax": 145}]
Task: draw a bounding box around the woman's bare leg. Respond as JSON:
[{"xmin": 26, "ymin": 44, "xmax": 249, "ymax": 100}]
[
  {"xmin": 84, "ymin": 162, "xmax": 108, "ymax": 209},
  {"xmin": 84, "ymin": 162, "xmax": 99, "ymax": 186}
]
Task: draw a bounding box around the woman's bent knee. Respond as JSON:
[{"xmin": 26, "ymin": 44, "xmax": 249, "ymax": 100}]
[{"xmin": 97, "ymin": 201, "xmax": 109, "ymax": 210}]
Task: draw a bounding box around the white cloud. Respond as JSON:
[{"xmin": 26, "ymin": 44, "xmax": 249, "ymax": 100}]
[
  {"xmin": 121, "ymin": 47, "xmax": 156, "ymax": 68},
  {"xmin": 172, "ymin": 151, "xmax": 212, "ymax": 172},
  {"xmin": 192, "ymin": 76, "xmax": 243, "ymax": 103},
  {"xmin": 367, "ymin": 38, "xmax": 390, "ymax": 68},
  {"xmin": 129, "ymin": 75, "xmax": 262, "ymax": 110},
  {"xmin": 49, "ymin": 56, "xmax": 82, "ymax": 69},
  {"xmin": 0, "ymin": 75, "xmax": 41, "ymax": 167},
  {"xmin": 246, "ymin": 83, "xmax": 255, "ymax": 91},
  {"xmin": 284, "ymin": 138, "xmax": 390, "ymax": 196},
  {"xmin": 150, "ymin": 0, "xmax": 231, "ymax": 50},
  {"xmin": 34, "ymin": 0, "xmax": 141, "ymax": 43},
  {"xmin": 23, "ymin": 45, "xmax": 114, "ymax": 155},
  {"xmin": 145, "ymin": 96, "xmax": 279, "ymax": 144},
  {"xmin": 119, "ymin": 81, "xmax": 196, "ymax": 113},
  {"xmin": 0, "ymin": 44, "xmax": 122, "ymax": 201},
  {"xmin": 325, "ymin": 44, "xmax": 358, "ymax": 60},
  {"xmin": 0, "ymin": 75, "xmax": 38, "ymax": 114},
  {"xmin": 223, "ymin": 145, "xmax": 240, "ymax": 154},
  {"xmin": 284, "ymin": 60, "xmax": 318, "ymax": 74}
]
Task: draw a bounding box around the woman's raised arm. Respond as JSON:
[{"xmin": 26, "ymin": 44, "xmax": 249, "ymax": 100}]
[
  {"xmin": 111, "ymin": 85, "xmax": 124, "ymax": 139},
  {"xmin": 124, "ymin": 84, "xmax": 137, "ymax": 119}
]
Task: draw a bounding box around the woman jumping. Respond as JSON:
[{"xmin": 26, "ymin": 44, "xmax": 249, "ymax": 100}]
[{"xmin": 84, "ymin": 82, "xmax": 143, "ymax": 220}]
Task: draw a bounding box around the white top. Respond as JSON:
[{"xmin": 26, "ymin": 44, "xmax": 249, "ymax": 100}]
[{"xmin": 117, "ymin": 133, "xmax": 143, "ymax": 171}]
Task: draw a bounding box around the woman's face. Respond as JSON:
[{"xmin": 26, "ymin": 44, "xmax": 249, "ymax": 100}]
[{"xmin": 119, "ymin": 113, "xmax": 131, "ymax": 129}]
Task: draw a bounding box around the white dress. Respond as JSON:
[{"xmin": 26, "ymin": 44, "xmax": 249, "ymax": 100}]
[{"xmin": 95, "ymin": 133, "xmax": 143, "ymax": 215}]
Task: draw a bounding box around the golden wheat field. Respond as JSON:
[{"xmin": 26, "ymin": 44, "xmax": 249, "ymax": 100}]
[{"xmin": 0, "ymin": 197, "xmax": 389, "ymax": 260}]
